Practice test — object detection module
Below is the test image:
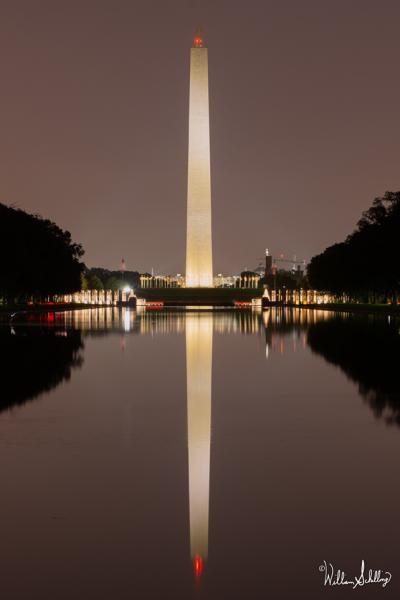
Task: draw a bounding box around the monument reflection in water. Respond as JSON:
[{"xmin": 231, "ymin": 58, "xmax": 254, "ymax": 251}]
[
  {"xmin": 186, "ymin": 313, "xmax": 212, "ymax": 578},
  {"xmin": 2, "ymin": 308, "xmax": 400, "ymax": 598}
]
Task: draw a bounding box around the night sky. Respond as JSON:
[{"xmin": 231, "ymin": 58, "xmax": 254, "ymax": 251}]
[{"xmin": 1, "ymin": 0, "xmax": 399, "ymax": 274}]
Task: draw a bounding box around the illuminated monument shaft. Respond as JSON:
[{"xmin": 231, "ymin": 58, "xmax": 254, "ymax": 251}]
[
  {"xmin": 186, "ymin": 313, "xmax": 212, "ymax": 566},
  {"xmin": 186, "ymin": 34, "xmax": 213, "ymax": 287}
]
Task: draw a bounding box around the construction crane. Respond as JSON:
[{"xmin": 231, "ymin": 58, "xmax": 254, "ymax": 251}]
[
  {"xmin": 274, "ymin": 255, "xmax": 306, "ymax": 269},
  {"xmin": 255, "ymin": 251, "xmax": 306, "ymax": 275}
]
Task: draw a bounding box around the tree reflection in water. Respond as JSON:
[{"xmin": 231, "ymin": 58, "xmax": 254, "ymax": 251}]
[
  {"xmin": 3, "ymin": 307, "xmax": 399, "ymax": 431},
  {"xmin": 0, "ymin": 327, "xmax": 83, "ymax": 412},
  {"xmin": 307, "ymin": 314, "xmax": 400, "ymax": 425}
]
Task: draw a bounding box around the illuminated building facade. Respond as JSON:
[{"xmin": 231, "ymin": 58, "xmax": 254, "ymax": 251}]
[
  {"xmin": 186, "ymin": 33, "xmax": 213, "ymax": 287},
  {"xmin": 239, "ymin": 271, "xmax": 261, "ymax": 288},
  {"xmin": 139, "ymin": 273, "xmax": 185, "ymax": 288},
  {"xmin": 213, "ymin": 274, "xmax": 239, "ymax": 287}
]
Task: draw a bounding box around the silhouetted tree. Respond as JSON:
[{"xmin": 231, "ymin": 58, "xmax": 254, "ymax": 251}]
[
  {"xmin": 86, "ymin": 274, "xmax": 104, "ymax": 290},
  {"xmin": 105, "ymin": 276, "xmax": 124, "ymax": 291},
  {"xmin": 85, "ymin": 267, "xmax": 140, "ymax": 290},
  {"xmin": 308, "ymin": 191, "xmax": 400, "ymax": 302},
  {"xmin": 0, "ymin": 203, "xmax": 84, "ymax": 303},
  {"xmin": 263, "ymin": 269, "xmax": 308, "ymax": 291}
]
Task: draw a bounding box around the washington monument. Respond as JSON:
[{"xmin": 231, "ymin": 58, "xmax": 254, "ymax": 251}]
[{"xmin": 186, "ymin": 32, "xmax": 213, "ymax": 287}]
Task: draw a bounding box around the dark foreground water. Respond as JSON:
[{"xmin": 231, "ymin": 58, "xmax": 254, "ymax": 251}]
[{"xmin": 1, "ymin": 308, "xmax": 399, "ymax": 599}]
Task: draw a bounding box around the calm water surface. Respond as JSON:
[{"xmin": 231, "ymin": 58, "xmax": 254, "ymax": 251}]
[{"xmin": 1, "ymin": 308, "xmax": 399, "ymax": 599}]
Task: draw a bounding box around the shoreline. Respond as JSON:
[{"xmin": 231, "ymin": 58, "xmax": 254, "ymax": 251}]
[
  {"xmin": 0, "ymin": 303, "xmax": 105, "ymax": 320},
  {"xmin": 266, "ymin": 302, "xmax": 400, "ymax": 315},
  {"xmin": 1, "ymin": 301, "xmax": 399, "ymax": 320}
]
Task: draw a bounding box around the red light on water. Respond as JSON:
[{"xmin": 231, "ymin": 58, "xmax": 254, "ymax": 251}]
[{"xmin": 194, "ymin": 555, "xmax": 203, "ymax": 578}]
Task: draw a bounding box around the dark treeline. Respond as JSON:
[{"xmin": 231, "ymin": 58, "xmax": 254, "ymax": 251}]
[
  {"xmin": 308, "ymin": 315, "xmax": 400, "ymax": 426},
  {"xmin": 0, "ymin": 327, "xmax": 83, "ymax": 412},
  {"xmin": 308, "ymin": 191, "xmax": 400, "ymax": 302},
  {"xmin": 83, "ymin": 267, "xmax": 140, "ymax": 291},
  {"xmin": 263, "ymin": 270, "xmax": 307, "ymax": 290},
  {"xmin": 0, "ymin": 203, "xmax": 84, "ymax": 303}
]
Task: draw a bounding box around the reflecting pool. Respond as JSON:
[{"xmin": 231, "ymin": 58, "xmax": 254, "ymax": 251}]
[{"xmin": 1, "ymin": 308, "xmax": 399, "ymax": 599}]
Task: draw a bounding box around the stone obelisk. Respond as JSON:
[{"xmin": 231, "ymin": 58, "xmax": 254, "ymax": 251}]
[{"xmin": 186, "ymin": 32, "xmax": 213, "ymax": 288}]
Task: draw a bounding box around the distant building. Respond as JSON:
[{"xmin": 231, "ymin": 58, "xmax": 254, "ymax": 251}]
[
  {"xmin": 294, "ymin": 264, "xmax": 304, "ymax": 284},
  {"xmin": 239, "ymin": 271, "xmax": 261, "ymax": 288},
  {"xmin": 139, "ymin": 273, "xmax": 185, "ymax": 288},
  {"xmin": 265, "ymin": 249, "xmax": 273, "ymax": 277},
  {"xmin": 213, "ymin": 274, "xmax": 239, "ymax": 288}
]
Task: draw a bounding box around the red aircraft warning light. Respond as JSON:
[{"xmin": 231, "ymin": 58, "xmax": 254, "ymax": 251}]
[
  {"xmin": 194, "ymin": 34, "xmax": 203, "ymax": 48},
  {"xmin": 194, "ymin": 555, "xmax": 203, "ymax": 578}
]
